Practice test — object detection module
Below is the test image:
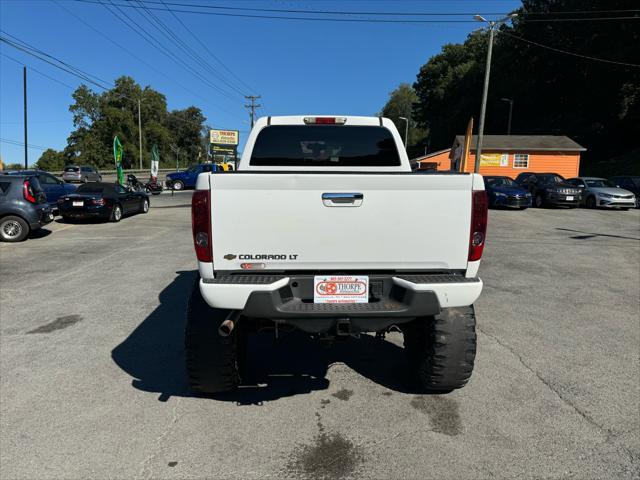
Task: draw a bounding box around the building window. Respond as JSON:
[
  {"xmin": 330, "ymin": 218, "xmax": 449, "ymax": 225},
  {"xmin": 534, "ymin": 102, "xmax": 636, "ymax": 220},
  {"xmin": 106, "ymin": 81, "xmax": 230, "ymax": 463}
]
[{"xmin": 514, "ymin": 154, "xmax": 529, "ymax": 168}]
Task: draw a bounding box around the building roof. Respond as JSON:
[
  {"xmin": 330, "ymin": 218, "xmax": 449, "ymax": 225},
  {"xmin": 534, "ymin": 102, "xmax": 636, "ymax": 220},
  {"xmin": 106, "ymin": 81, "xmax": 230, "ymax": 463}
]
[
  {"xmin": 413, "ymin": 148, "xmax": 451, "ymax": 162},
  {"xmin": 454, "ymin": 135, "xmax": 586, "ymax": 152}
]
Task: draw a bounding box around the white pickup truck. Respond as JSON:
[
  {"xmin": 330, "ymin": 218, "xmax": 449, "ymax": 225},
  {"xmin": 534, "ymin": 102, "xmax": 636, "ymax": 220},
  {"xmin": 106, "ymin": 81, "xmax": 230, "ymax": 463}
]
[{"xmin": 187, "ymin": 115, "xmax": 488, "ymax": 394}]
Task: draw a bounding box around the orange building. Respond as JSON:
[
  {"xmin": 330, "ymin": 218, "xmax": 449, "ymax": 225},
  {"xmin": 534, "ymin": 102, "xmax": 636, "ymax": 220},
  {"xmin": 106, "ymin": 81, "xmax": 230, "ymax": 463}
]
[
  {"xmin": 450, "ymin": 135, "xmax": 586, "ymax": 179},
  {"xmin": 414, "ymin": 148, "xmax": 452, "ymax": 171}
]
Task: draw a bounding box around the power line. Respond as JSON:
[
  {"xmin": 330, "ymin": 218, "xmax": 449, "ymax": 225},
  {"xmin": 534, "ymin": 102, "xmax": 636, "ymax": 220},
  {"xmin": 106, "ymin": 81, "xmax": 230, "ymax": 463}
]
[
  {"xmin": 132, "ymin": 0, "xmax": 246, "ymax": 99},
  {"xmin": 523, "ymin": 16, "xmax": 640, "ymax": 22},
  {"xmin": 71, "ymin": 1, "xmax": 484, "ymax": 22},
  {"xmin": 2, "ymin": 31, "xmax": 112, "ymax": 88},
  {"xmin": 147, "ymin": 0, "xmax": 249, "ymax": 96},
  {"xmin": 125, "ymin": 1, "xmax": 640, "ymax": 17},
  {"xmin": 128, "ymin": 1, "xmax": 511, "ymax": 16},
  {"xmin": 53, "ymin": 0, "xmax": 242, "ymax": 115},
  {"xmin": 155, "ymin": 0, "xmax": 256, "ymax": 94},
  {"xmin": 73, "ymin": 1, "xmax": 640, "ymax": 23},
  {"xmin": 1, "ymin": 32, "xmax": 236, "ymax": 128},
  {"xmin": 0, "ymin": 137, "xmax": 49, "ymax": 151},
  {"xmin": 1, "ymin": 53, "xmax": 76, "ymax": 89},
  {"xmin": 97, "ymin": 0, "xmax": 246, "ymax": 109},
  {"xmin": 502, "ymin": 31, "xmax": 640, "ymax": 68},
  {"xmin": 0, "ymin": 31, "xmax": 112, "ymax": 90}
]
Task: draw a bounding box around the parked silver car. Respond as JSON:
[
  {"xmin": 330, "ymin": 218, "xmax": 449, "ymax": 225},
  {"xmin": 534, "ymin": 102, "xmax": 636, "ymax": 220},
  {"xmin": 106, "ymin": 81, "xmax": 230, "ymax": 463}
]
[
  {"xmin": 62, "ymin": 165, "xmax": 102, "ymax": 183},
  {"xmin": 567, "ymin": 177, "xmax": 636, "ymax": 210}
]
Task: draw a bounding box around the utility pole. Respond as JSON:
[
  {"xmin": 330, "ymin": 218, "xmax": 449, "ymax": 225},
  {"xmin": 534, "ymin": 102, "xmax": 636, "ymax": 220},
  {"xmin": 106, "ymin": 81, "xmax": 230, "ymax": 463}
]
[
  {"xmin": 501, "ymin": 97, "xmax": 514, "ymax": 135},
  {"xmin": 473, "ymin": 13, "xmax": 518, "ymax": 173},
  {"xmin": 23, "ymin": 66, "xmax": 28, "ymax": 169},
  {"xmin": 138, "ymin": 98, "xmax": 143, "ymax": 170},
  {"xmin": 170, "ymin": 144, "xmax": 180, "ymax": 170},
  {"xmin": 244, "ymin": 95, "xmax": 261, "ymax": 128}
]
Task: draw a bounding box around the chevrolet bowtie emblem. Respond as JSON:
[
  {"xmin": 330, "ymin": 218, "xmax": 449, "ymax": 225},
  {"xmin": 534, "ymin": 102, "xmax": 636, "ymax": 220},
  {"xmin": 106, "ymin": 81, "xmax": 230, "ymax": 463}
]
[{"xmin": 224, "ymin": 254, "xmax": 237, "ymax": 260}]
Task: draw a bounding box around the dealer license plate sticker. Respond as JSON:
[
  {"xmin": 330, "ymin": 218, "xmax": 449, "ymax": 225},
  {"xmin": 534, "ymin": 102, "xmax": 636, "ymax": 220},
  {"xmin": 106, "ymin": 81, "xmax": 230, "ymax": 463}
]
[
  {"xmin": 73, "ymin": 201, "xmax": 83, "ymax": 207},
  {"xmin": 566, "ymin": 196, "xmax": 574, "ymax": 201},
  {"xmin": 314, "ymin": 275, "xmax": 369, "ymax": 304}
]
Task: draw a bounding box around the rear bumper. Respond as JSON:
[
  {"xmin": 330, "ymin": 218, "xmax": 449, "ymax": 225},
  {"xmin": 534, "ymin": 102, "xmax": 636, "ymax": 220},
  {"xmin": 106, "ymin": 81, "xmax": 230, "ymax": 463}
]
[
  {"xmin": 59, "ymin": 205, "xmax": 110, "ymax": 218},
  {"xmin": 199, "ymin": 274, "xmax": 482, "ymax": 315},
  {"xmin": 28, "ymin": 206, "xmax": 54, "ymax": 229}
]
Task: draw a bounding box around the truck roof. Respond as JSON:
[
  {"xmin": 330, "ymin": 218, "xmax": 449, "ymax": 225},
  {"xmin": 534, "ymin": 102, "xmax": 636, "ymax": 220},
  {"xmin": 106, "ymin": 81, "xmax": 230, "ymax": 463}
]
[{"xmin": 263, "ymin": 115, "xmax": 385, "ymax": 126}]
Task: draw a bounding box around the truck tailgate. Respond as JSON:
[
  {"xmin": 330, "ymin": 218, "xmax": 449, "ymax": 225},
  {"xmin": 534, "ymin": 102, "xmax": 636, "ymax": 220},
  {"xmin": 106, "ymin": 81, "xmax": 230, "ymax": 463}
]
[{"xmin": 208, "ymin": 173, "xmax": 473, "ymax": 271}]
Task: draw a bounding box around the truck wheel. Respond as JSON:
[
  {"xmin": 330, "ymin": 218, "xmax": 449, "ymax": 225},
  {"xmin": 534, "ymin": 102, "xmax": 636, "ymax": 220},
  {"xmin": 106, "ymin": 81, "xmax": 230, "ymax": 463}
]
[
  {"xmin": 185, "ymin": 278, "xmax": 242, "ymax": 393},
  {"xmin": 172, "ymin": 180, "xmax": 184, "ymax": 191},
  {"xmin": 402, "ymin": 306, "xmax": 477, "ymax": 393}
]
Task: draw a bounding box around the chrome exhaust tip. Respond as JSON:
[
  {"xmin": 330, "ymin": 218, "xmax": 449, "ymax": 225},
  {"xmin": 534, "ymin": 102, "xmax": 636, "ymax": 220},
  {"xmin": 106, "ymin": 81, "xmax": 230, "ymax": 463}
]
[{"xmin": 218, "ymin": 311, "xmax": 240, "ymax": 337}]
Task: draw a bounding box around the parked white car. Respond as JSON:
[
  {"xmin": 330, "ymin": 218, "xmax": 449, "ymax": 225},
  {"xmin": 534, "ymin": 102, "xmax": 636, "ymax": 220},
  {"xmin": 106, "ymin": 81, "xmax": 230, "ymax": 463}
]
[
  {"xmin": 567, "ymin": 177, "xmax": 636, "ymax": 209},
  {"xmin": 186, "ymin": 115, "xmax": 488, "ymax": 394}
]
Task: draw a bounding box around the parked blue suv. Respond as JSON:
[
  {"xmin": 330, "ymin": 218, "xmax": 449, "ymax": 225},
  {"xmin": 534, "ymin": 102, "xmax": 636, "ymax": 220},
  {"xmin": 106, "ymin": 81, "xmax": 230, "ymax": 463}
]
[
  {"xmin": 6, "ymin": 170, "xmax": 77, "ymax": 210},
  {"xmin": 165, "ymin": 164, "xmax": 215, "ymax": 190}
]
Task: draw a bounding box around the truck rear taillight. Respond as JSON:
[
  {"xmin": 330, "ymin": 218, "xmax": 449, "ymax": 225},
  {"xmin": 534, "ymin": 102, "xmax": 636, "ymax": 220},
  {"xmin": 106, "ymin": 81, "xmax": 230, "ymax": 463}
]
[
  {"xmin": 23, "ymin": 180, "xmax": 37, "ymax": 204},
  {"xmin": 191, "ymin": 190, "xmax": 212, "ymax": 262},
  {"xmin": 468, "ymin": 190, "xmax": 488, "ymax": 262},
  {"xmin": 303, "ymin": 116, "xmax": 347, "ymax": 125}
]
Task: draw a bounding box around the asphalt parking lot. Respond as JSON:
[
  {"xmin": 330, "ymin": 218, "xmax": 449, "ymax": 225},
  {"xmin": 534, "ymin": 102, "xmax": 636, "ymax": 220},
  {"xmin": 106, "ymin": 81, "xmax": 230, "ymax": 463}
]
[{"xmin": 1, "ymin": 192, "xmax": 638, "ymax": 480}]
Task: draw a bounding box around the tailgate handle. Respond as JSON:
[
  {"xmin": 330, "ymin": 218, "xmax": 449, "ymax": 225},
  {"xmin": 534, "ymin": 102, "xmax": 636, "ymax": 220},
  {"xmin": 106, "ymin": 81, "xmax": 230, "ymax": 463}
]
[{"xmin": 322, "ymin": 192, "xmax": 363, "ymax": 207}]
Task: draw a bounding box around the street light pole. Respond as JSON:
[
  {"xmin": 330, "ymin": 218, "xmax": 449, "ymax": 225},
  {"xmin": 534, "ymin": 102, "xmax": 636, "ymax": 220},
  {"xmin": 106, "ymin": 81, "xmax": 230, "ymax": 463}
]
[
  {"xmin": 138, "ymin": 98, "xmax": 143, "ymax": 170},
  {"xmin": 23, "ymin": 66, "xmax": 28, "ymax": 169},
  {"xmin": 473, "ymin": 13, "xmax": 518, "ymax": 173},
  {"xmin": 501, "ymin": 97, "xmax": 514, "ymax": 135},
  {"xmin": 170, "ymin": 144, "xmax": 180, "ymax": 170},
  {"xmin": 399, "ymin": 116, "xmax": 409, "ymax": 147}
]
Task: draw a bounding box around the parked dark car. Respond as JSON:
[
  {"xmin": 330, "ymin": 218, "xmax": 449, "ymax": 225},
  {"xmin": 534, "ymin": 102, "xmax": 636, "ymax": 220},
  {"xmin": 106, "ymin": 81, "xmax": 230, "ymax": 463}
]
[
  {"xmin": 58, "ymin": 182, "xmax": 150, "ymax": 222},
  {"xmin": 5, "ymin": 170, "xmax": 77, "ymax": 210},
  {"xmin": 610, "ymin": 176, "xmax": 640, "ymax": 208},
  {"xmin": 483, "ymin": 176, "xmax": 532, "ymax": 209},
  {"xmin": 0, "ymin": 174, "xmax": 54, "ymax": 242},
  {"xmin": 514, "ymin": 172, "xmax": 582, "ymax": 208},
  {"xmin": 62, "ymin": 165, "xmax": 102, "ymax": 183},
  {"xmin": 165, "ymin": 164, "xmax": 215, "ymax": 190}
]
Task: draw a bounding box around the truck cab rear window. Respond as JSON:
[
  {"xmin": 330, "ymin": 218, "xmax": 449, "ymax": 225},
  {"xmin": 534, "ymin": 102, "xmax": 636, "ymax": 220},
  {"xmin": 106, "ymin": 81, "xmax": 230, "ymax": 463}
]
[{"xmin": 249, "ymin": 126, "xmax": 401, "ymax": 167}]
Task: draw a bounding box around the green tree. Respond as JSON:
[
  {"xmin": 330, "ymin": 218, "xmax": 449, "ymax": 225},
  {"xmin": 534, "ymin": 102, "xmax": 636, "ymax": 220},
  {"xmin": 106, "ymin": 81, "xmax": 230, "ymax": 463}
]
[
  {"xmin": 412, "ymin": 0, "xmax": 640, "ymax": 167},
  {"xmin": 65, "ymin": 76, "xmax": 207, "ymax": 169},
  {"xmin": 413, "ymin": 33, "xmax": 486, "ymax": 150},
  {"xmin": 36, "ymin": 149, "xmax": 66, "ymax": 171},
  {"xmin": 4, "ymin": 163, "xmax": 23, "ymax": 170},
  {"xmin": 167, "ymin": 106, "xmax": 207, "ymax": 162},
  {"xmin": 379, "ymin": 83, "xmax": 427, "ymax": 148}
]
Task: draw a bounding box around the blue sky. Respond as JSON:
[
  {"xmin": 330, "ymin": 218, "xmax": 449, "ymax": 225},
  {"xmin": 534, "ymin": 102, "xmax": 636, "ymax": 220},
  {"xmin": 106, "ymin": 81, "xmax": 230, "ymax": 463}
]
[{"xmin": 0, "ymin": 0, "xmax": 520, "ymax": 164}]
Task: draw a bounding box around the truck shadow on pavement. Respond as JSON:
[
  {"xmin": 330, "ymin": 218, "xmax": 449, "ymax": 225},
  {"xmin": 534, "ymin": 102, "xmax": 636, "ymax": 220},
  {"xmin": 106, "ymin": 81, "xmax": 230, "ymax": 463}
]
[{"xmin": 112, "ymin": 270, "xmax": 425, "ymax": 405}]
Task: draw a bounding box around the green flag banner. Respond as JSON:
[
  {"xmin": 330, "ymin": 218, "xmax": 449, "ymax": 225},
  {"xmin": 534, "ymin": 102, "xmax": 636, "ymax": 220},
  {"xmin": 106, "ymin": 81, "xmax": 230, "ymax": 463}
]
[{"xmin": 113, "ymin": 136, "xmax": 124, "ymax": 186}]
